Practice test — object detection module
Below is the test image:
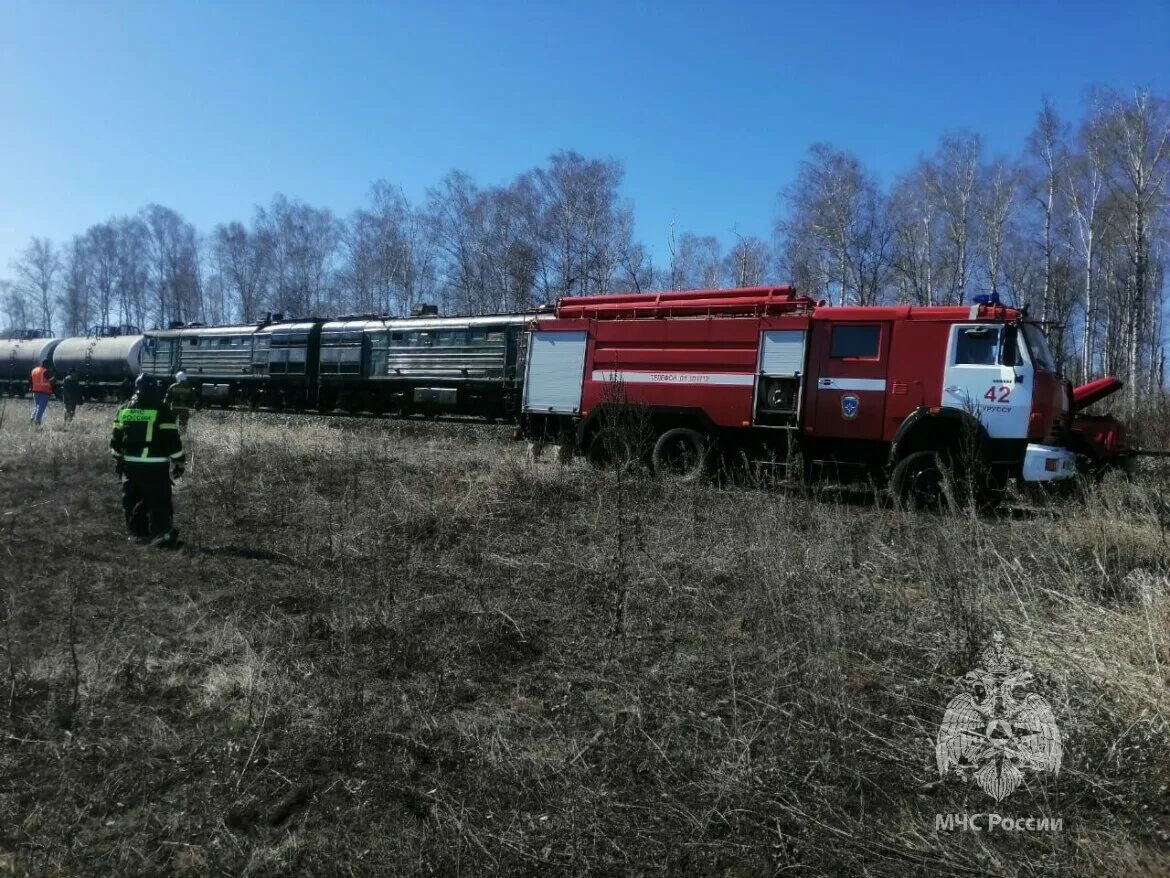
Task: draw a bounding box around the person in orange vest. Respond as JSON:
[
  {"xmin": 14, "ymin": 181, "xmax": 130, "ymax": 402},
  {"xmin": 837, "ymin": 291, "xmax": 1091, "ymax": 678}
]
[{"xmin": 30, "ymin": 359, "xmax": 54, "ymax": 426}]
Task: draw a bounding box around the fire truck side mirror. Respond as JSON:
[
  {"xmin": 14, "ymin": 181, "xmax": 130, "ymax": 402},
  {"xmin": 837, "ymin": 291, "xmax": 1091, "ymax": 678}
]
[{"xmin": 1001, "ymin": 324, "xmax": 1019, "ymax": 368}]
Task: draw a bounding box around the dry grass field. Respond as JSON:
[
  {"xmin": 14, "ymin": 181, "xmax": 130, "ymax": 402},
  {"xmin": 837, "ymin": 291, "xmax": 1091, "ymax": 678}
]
[{"xmin": 1, "ymin": 398, "xmax": 1168, "ymax": 876}]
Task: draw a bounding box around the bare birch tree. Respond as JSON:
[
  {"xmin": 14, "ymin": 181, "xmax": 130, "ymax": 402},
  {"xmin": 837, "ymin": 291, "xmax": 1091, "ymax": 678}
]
[
  {"xmin": 1064, "ymin": 112, "xmax": 1111, "ymax": 381},
  {"xmin": 1025, "ymin": 101, "xmax": 1065, "ymax": 321},
  {"xmin": 9, "ymin": 238, "xmax": 61, "ymax": 334},
  {"xmin": 778, "ymin": 144, "xmax": 889, "ymax": 304},
  {"xmin": 1096, "ymin": 88, "xmax": 1170, "ymax": 407},
  {"xmin": 978, "ymin": 158, "xmax": 1020, "ymax": 302},
  {"xmin": 924, "ymin": 133, "xmax": 982, "ymax": 305},
  {"xmin": 724, "ymin": 233, "xmax": 770, "ymax": 287},
  {"xmin": 255, "ymin": 196, "xmax": 339, "ymax": 317}
]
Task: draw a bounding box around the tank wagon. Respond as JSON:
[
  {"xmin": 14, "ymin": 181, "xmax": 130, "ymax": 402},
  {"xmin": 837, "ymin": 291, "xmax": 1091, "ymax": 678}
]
[
  {"xmin": 50, "ymin": 329, "xmax": 143, "ymax": 399},
  {"xmin": 0, "ymin": 335, "xmax": 61, "ymax": 395}
]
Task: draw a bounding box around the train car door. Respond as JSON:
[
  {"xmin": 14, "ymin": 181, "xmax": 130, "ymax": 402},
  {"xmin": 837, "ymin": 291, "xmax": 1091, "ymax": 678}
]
[
  {"xmin": 807, "ymin": 321, "xmax": 889, "ymax": 439},
  {"xmin": 506, "ymin": 325, "xmax": 522, "ymax": 384}
]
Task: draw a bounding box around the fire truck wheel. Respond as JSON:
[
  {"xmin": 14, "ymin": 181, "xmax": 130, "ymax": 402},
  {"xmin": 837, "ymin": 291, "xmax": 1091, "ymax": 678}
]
[
  {"xmin": 651, "ymin": 428, "xmax": 710, "ymax": 481},
  {"xmin": 891, "ymin": 450, "xmax": 959, "ymax": 511},
  {"xmin": 586, "ymin": 427, "xmax": 637, "ymax": 471}
]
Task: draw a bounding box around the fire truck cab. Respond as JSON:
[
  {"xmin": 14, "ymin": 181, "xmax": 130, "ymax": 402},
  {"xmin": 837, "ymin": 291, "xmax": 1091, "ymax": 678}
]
[{"xmin": 520, "ymin": 286, "xmax": 1076, "ymax": 509}]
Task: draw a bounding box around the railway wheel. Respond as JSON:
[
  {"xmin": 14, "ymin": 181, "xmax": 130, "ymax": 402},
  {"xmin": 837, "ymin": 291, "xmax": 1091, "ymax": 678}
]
[{"xmin": 651, "ymin": 427, "xmax": 710, "ymax": 481}]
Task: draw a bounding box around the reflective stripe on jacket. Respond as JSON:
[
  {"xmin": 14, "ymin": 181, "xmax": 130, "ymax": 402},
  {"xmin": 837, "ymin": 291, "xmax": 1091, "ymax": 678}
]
[
  {"xmin": 31, "ymin": 366, "xmax": 53, "ymax": 394},
  {"xmin": 110, "ymin": 396, "xmax": 185, "ymax": 465}
]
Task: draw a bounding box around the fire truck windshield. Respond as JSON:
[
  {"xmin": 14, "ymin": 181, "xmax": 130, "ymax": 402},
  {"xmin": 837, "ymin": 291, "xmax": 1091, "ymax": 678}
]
[{"xmin": 1022, "ymin": 323, "xmax": 1056, "ymax": 372}]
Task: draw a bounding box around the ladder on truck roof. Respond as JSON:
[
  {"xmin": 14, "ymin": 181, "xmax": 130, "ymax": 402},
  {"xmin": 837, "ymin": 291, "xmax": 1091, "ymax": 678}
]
[{"xmin": 554, "ymin": 286, "xmax": 818, "ymax": 320}]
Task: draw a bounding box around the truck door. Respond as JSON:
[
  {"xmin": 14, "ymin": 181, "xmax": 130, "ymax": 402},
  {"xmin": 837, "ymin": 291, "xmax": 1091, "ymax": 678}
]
[
  {"xmin": 809, "ymin": 322, "xmax": 889, "ymax": 439},
  {"xmin": 941, "ymin": 323, "xmax": 1032, "ymax": 439}
]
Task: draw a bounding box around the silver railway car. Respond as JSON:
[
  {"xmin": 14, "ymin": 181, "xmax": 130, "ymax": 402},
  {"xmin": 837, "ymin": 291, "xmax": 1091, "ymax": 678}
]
[
  {"xmin": 138, "ymin": 309, "xmax": 548, "ymax": 420},
  {"xmin": 0, "ymin": 337, "xmax": 62, "ymax": 396},
  {"xmin": 142, "ymin": 320, "xmax": 324, "ymax": 409},
  {"xmin": 143, "ymin": 323, "xmax": 261, "ymax": 406},
  {"xmin": 51, "ymin": 334, "xmax": 144, "ymax": 397},
  {"xmin": 249, "ymin": 321, "xmax": 322, "ymax": 409},
  {"xmin": 317, "ymin": 313, "xmax": 538, "ymax": 418}
]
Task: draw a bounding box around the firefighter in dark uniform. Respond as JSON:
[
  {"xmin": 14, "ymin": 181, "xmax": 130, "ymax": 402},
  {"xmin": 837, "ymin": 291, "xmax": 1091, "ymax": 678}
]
[
  {"xmin": 110, "ymin": 374, "xmax": 185, "ymax": 548},
  {"xmin": 61, "ymin": 369, "xmax": 83, "ymax": 423},
  {"xmin": 164, "ymin": 370, "xmax": 195, "ymax": 428}
]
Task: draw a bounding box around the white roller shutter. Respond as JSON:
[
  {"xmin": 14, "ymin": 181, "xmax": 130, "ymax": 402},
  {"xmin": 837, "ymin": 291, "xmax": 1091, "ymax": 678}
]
[
  {"xmin": 759, "ymin": 330, "xmax": 806, "ymax": 376},
  {"xmin": 523, "ymin": 331, "xmax": 587, "ymax": 414}
]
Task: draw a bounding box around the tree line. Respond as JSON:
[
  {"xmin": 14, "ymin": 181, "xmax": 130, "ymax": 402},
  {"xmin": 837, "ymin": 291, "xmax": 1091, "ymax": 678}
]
[{"xmin": 3, "ymin": 86, "xmax": 1167, "ymax": 409}]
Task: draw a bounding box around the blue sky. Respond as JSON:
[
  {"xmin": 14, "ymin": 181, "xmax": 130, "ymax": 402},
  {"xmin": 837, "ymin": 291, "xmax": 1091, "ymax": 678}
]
[{"xmin": 1, "ymin": 0, "xmax": 1168, "ymax": 275}]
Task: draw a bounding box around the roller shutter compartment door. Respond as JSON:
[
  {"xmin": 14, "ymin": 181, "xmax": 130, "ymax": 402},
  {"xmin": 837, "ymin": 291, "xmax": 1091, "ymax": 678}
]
[
  {"xmin": 758, "ymin": 330, "xmax": 806, "ymax": 376},
  {"xmin": 523, "ymin": 331, "xmax": 588, "ymax": 414}
]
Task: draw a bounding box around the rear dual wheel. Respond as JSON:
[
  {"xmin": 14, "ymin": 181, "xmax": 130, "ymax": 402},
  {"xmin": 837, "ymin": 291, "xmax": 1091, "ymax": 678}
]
[
  {"xmin": 651, "ymin": 427, "xmax": 710, "ymax": 481},
  {"xmin": 586, "ymin": 427, "xmax": 637, "ymax": 470},
  {"xmin": 587, "ymin": 426, "xmax": 712, "ymax": 480}
]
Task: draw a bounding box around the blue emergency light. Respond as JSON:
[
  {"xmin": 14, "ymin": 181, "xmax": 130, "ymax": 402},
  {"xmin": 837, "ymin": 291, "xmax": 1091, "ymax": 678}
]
[{"xmin": 972, "ymin": 292, "xmax": 1001, "ymax": 306}]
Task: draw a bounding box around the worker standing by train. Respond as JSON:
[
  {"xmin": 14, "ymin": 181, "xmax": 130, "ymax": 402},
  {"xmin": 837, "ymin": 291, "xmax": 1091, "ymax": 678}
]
[
  {"xmin": 110, "ymin": 374, "xmax": 185, "ymax": 549},
  {"xmin": 29, "ymin": 359, "xmax": 54, "ymax": 426},
  {"xmin": 165, "ymin": 371, "xmax": 195, "ymax": 428},
  {"xmin": 61, "ymin": 369, "xmax": 82, "ymax": 423}
]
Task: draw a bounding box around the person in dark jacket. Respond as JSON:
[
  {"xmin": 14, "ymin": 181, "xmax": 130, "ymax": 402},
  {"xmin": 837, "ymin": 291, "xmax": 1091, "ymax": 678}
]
[
  {"xmin": 164, "ymin": 370, "xmax": 195, "ymax": 428},
  {"xmin": 61, "ymin": 369, "xmax": 83, "ymax": 423},
  {"xmin": 110, "ymin": 373, "xmax": 185, "ymax": 548}
]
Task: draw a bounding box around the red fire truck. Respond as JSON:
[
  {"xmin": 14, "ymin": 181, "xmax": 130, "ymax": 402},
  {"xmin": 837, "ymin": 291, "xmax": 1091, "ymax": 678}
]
[{"xmin": 518, "ymin": 286, "xmax": 1079, "ymax": 508}]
